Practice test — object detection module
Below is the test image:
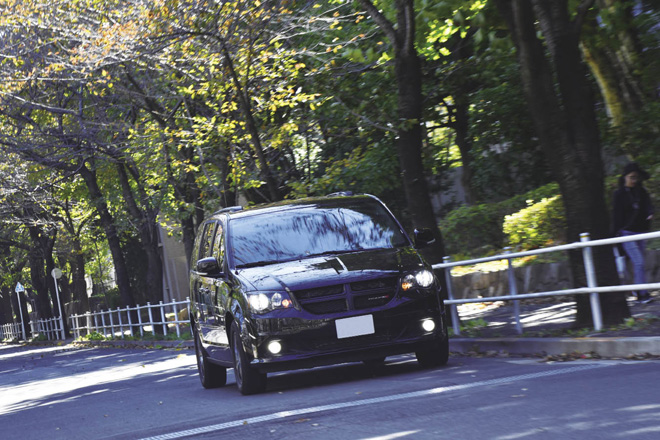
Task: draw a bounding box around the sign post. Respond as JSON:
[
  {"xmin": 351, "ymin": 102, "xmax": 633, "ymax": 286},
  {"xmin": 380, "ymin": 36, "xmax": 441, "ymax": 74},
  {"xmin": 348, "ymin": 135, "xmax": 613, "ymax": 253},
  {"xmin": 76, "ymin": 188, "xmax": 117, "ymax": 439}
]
[
  {"xmin": 14, "ymin": 282, "xmax": 27, "ymax": 341},
  {"xmin": 51, "ymin": 268, "xmax": 66, "ymax": 340}
]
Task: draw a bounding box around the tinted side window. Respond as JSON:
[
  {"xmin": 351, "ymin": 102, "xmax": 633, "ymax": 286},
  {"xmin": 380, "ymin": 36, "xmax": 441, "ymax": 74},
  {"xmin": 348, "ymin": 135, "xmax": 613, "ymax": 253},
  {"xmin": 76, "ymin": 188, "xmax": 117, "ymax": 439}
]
[
  {"xmin": 199, "ymin": 222, "xmax": 218, "ymax": 260},
  {"xmin": 212, "ymin": 222, "xmax": 224, "ymax": 265}
]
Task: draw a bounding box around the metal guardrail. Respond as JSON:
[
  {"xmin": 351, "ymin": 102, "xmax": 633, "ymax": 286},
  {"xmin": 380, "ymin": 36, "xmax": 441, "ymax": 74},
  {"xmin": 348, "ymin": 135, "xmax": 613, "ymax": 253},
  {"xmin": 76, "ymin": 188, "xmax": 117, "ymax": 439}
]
[
  {"xmin": 433, "ymin": 230, "xmax": 660, "ymax": 336},
  {"xmin": 4, "ymin": 232, "xmax": 658, "ymax": 342}
]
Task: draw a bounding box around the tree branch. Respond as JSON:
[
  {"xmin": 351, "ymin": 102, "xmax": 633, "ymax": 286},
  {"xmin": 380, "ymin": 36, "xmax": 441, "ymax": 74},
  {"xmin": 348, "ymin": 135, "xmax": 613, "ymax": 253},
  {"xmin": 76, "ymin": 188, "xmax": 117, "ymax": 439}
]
[
  {"xmin": 357, "ymin": 0, "xmax": 398, "ymax": 47},
  {"xmin": 574, "ymin": 0, "xmax": 597, "ymax": 34}
]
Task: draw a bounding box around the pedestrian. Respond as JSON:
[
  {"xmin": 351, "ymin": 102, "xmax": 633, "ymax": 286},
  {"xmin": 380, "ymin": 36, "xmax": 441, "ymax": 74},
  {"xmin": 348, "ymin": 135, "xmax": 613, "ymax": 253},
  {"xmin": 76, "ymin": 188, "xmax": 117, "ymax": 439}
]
[{"xmin": 612, "ymin": 162, "xmax": 654, "ymax": 304}]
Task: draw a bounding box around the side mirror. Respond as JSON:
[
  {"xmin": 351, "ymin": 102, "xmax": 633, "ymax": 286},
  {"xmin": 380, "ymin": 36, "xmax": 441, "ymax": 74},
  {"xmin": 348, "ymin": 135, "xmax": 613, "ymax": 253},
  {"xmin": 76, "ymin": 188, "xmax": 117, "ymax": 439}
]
[
  {"xmin": 195, "ymin": 257, "xmax": 225, "ymax": 277},
  {"xmin": 414, "ymin": 228, "xmax": 436, "ymax": 248}
]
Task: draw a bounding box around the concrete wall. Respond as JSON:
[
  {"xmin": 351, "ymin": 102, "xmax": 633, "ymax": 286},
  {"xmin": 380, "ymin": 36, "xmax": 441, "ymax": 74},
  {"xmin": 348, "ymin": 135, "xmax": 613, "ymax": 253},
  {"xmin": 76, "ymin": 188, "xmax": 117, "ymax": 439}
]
[{"xmin": 159, "ymin": 225, "xmax": 191, "ymax": 303}]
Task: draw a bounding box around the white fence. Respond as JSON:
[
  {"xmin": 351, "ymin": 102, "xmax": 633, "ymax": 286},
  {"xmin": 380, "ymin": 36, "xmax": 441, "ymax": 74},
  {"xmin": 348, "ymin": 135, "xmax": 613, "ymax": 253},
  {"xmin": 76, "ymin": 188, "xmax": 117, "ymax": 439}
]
[
  {"xmin": 31, "ymin": 317, "xmax": 65, "ymax": 340},
  {"xmin": 1, "ymin": 298, "xmax": 190, "ymax": 342},
  {"xmin": 434, "ymin": 230, "xmax": 660, "ymax": 335},
  {"xmin": 69, "ymin": 298, "xmax": 191, "ymax": 340},
  {"xmin": 1, "ymin": 322, "xmax": 22, "ymax": 341},
  {"xmin": 0, "ymin": 317, "xmax": 63, "ymax": 342}
]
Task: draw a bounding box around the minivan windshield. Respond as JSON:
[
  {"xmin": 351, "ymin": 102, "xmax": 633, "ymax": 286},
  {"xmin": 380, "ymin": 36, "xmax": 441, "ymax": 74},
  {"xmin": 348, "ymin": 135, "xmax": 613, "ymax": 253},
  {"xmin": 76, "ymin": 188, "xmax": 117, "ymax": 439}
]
[{"xmin": 231, "ymin": 198, "xmax": 409, "ymax": 267}]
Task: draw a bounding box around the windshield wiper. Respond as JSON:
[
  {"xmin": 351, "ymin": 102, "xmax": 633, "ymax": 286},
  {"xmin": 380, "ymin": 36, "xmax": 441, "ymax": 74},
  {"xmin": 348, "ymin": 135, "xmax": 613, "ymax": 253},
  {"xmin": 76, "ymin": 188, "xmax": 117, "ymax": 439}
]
[
  {"xmin": 304, "ymin": 249, "xmax": 364, "ymax": 258},
  {"xmin": 235, "ymin": 259, "xmax": 285, "ymax": 269},
  {"xmin": 236, "ymin": 249, "xmax": 370, "ymax": 268}
]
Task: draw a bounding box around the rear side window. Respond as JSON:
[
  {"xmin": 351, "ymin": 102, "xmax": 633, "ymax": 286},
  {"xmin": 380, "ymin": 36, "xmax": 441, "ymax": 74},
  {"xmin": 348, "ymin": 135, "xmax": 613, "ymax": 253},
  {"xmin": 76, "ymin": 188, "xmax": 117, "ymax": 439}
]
[
  {"xmin": 198, "ymin": 222, "xmax": 218, "ymax": 260},
  {"xmin": 212, "ymin": 222, "xmax": 225, "ymax": 265}
]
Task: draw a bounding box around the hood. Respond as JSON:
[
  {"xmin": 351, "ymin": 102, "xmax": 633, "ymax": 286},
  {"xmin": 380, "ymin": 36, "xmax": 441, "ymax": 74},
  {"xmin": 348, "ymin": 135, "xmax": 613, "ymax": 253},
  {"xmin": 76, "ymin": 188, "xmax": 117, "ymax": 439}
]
[{"xmin": 235, "ymin": 247, "xmax": 426, "ymax": 292}]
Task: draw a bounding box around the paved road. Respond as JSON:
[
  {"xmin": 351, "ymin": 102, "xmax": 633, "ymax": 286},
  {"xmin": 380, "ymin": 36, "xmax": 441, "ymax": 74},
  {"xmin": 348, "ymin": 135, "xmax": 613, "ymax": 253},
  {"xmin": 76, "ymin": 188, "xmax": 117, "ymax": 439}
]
[{"xmin": 2, "ymin": 344, "xmax": 659, "ymax": 439}]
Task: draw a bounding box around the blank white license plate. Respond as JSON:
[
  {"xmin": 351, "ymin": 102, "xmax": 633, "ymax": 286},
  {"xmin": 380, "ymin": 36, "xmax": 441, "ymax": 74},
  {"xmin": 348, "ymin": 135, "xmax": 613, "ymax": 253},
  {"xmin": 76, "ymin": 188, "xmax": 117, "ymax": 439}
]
[{"xmin": 335, "ymin": 315, "xmax": 375, "ymax": 339}]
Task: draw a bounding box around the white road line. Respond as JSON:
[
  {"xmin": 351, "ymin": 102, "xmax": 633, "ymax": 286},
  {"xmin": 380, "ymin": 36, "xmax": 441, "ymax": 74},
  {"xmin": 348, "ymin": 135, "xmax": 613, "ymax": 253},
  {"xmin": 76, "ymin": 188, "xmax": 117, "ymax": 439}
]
[{"xmin": 140, "ymin": 363, "xmax": 610, "ymax": 440}]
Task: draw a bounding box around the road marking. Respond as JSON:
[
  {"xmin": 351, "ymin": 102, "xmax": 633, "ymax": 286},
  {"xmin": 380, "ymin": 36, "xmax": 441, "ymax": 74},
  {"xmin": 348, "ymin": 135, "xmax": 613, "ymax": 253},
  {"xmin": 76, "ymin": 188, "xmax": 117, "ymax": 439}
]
[{"xmin": 140, "ymin": 363, "xmax": 610, "ymax": 440}]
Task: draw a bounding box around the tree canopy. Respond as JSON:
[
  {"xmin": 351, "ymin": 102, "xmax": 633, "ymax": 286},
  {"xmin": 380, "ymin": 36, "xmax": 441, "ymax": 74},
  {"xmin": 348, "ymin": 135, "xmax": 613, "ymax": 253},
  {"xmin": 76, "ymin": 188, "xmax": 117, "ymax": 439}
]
[{"xmin": 1, "ymin": 0, "xmax": 658, "ymax": 328}]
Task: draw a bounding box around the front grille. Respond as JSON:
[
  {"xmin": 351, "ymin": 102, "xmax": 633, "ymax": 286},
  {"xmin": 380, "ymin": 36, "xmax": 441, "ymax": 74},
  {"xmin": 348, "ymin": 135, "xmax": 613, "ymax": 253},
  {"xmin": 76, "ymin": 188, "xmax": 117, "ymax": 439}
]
[
  {"xmin": 303, "ymin": 299, "xmax": 348, "ymax": 314},
  {"xmin": 295, "ymin": 284, "xmax": 344, "ymax": 300},
  {"xmin": 292, "ymin": 276, "xmax": 397, "ymax": 315}
]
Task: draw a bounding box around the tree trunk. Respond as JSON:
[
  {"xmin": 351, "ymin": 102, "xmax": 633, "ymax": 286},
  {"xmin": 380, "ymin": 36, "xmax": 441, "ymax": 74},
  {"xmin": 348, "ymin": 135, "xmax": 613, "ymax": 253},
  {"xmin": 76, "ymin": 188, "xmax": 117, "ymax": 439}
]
[
  {"xmin": 0, "ymin": 287, "xmax": 13, "ymax": 325},
  {"xmin": 79, "ymin": 163, "xmax": 135, "ymax": 308},
  {"xmin": 115, "ymin": 163, "xmax": 164, "ymax": 306},
  {"xmin": 357, "ymin": 0, "xmax": 447, "ymax": 262},
  {"xmin": 27, "ymin": 226, "xmax": 53, "ymax": 320},
  {"xmin": 453, "ymin": 96, "xmax": 477, "ymax": 205},
  {"xmin": 70, "ymin": 240, "xmax": 90, "ymax": 311},
  {"xmin": 495, "ymin": 0, "xmax": 629, "ymax": 326},
  {"xmin": 447, "ymin": 31, "xmax": 478, "ymax": 205}
]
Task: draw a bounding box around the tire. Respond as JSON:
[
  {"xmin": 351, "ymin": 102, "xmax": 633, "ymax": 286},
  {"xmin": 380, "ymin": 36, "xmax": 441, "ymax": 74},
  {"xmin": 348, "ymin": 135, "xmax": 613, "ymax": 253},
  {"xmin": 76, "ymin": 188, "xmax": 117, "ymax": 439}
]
[
  {"xmin": 416, "ymin": 321, "xmax": 450, "ymax": 368},
  {"xmin": 230, "ymin": 321, "xmax": 267, "ymax": 395},
  {"xmin": 416, "ymin": 337, "xmax": 449, "ymax": 368},
  {"xmin": 194, "ymin": 328, "xmax": 227, "ymax": 389}
]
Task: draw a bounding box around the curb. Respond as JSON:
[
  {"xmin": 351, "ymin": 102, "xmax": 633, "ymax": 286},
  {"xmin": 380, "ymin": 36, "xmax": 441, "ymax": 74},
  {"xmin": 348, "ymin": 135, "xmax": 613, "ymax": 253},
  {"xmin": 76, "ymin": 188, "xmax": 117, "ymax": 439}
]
[
  {"xmin": 12, "ymin": 337, "xmax": 660, "ymax": 359},
  {"xmin": 13, "ymin": 338, "xmax": 195, "ymax": 350},
  {"xmin": 75, "ymin": 340, "xmax": 195, "ymax": 349},
  {"xmin": 450, "ymin": 337, "xmax": 660, "ymax": 358}
]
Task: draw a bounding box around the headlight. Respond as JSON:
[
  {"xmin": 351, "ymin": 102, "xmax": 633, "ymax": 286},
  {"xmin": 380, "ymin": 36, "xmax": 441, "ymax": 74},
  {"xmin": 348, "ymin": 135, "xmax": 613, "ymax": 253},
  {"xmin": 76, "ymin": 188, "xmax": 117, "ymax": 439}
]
[
  {"xmin": 415, "ymin": 270, "xmax": 434, "ymax": 288},
  {"xmin": 247, "ymin": 292, "xmax": 294, "ymax": 313},
  {"xmin": 401, "ymin": 270, "xmax": 435, "ymax": 291}
]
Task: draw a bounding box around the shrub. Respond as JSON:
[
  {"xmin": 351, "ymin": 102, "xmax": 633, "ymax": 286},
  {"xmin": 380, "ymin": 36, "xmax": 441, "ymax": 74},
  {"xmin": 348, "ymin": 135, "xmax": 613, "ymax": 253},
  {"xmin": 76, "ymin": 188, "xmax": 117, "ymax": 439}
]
[
  {"xmin": 440, "ymin": 182, "xmax": 560, "ymax": 256},
  {"xmin": 83, "ymin": 331, "xmax": 106, "ymax": 341},
  {"xmin": 503, "ymin": 195, "xmax": 566, "ymax": 250}
]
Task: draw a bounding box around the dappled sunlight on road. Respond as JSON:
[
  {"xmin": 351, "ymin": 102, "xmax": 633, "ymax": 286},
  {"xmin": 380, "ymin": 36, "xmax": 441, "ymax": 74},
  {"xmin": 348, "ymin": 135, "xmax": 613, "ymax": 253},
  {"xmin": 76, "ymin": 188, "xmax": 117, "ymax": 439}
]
[
  {"xmin": 360, "ymin": 431, "xmax": 420, "ymax": 440},
  {"xmin": 0, "ymin": 344, "xmax": 91, "ymax": 361},
  {"xmin": 0, "ymin": 346, "xmax": 196, "ymax": 416},
  {"xmin": 491, "ymin": 397, "xmax": 660, "ymax": 440}
]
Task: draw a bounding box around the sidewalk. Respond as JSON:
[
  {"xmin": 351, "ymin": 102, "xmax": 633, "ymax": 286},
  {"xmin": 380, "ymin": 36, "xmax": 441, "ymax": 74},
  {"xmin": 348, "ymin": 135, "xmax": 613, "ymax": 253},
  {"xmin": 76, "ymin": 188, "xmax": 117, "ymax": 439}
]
[{"xmin": 449, "ymin": 291, "xmax": 660, "ymax": 359}]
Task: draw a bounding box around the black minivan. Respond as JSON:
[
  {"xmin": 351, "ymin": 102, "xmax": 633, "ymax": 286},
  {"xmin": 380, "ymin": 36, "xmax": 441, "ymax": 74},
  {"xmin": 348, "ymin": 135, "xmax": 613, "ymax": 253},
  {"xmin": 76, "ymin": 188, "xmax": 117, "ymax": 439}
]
[{"xmin": 189, "ymin": 193, "xmax": 448, "ymax": 394}]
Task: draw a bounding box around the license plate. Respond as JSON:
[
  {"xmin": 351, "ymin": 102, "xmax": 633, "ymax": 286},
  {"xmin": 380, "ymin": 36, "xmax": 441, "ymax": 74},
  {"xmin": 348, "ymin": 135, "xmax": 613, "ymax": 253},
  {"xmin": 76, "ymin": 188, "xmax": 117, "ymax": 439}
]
[{"xmin": 335, "ymin": 315, "xmax": 375, "ymax": 339}]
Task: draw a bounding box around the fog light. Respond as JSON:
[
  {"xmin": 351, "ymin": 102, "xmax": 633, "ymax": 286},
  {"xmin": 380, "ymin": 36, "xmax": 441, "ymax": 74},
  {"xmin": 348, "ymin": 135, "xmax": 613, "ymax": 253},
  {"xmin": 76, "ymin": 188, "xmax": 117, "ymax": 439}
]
[
  {"xmin": 267, "ymin": 340, "xmax": 282, "ymax": 355},
  {"xmin": 422, "ymin": 319, "xmax": 435, "ymax": 332}
]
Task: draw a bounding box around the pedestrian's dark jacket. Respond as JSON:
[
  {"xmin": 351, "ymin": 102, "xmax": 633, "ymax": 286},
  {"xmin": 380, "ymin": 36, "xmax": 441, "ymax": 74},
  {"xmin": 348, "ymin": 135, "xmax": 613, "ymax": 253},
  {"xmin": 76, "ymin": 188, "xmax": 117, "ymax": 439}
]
[{"xmin": 612, "ymin": 184, "xmax": 654, "ymax": 234}]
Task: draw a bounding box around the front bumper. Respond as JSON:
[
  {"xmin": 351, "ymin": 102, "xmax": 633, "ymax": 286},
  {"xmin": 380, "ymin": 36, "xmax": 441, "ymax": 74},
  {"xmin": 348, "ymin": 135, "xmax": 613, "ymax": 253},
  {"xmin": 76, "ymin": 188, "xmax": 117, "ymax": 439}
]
[{"xmin": 246, "ymin": 297, "xmax": 447, "ymax": 373}]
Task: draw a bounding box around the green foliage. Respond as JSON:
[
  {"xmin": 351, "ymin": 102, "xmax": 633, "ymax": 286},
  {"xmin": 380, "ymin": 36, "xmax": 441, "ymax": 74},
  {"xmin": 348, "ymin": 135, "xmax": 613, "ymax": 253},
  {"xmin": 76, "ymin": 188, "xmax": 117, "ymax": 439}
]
[
  {"xmin": 602, "ymin": 102, "xmax": 660, "ymax": 167},
  {"xmin": 1, "ymin": 0, "xmax": 659, "ymax": 311},
  {"xmin": 440, "ymin": 183, "xmax": 561, "ymax": 256},
  {"xmin": 467, "ymin": 53, "xmax": 553, "ymax": 200},
  {"xmin": 91, "ymin": 287, "xmax": 122, "ymax": 310},
  {"xmin": 448, "ymin": 318, "xmax": 489, "ymax": 337},
  {"xmin": 288, "ymin": 144, "xmax": 400, "ymax": 198},
  {"xmin": 503, "ymin": 195, "xmax": 566, "ymax": 250},
  {"xmin": 83, "ymin": 331, "xmax": 107, "ymax": 341}
]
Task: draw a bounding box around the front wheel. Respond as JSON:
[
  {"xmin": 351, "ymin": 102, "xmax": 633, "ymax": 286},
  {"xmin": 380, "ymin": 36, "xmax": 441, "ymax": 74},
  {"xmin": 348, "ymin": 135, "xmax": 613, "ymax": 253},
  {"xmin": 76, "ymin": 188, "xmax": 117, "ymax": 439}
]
[
  {"xmin": 230, "ymin": 321, "xmax": 267, "ymax": 395},
  {"xmin": 415, "ymin": 336, "xmax": 449, "ymax": 368},
  {"xmin": 416, "ymin": 320, "xmax": 450, "ymax": 368},
  {"xmin": 194, "ymin": 328, "xmax": 227, "ymax": 389}
]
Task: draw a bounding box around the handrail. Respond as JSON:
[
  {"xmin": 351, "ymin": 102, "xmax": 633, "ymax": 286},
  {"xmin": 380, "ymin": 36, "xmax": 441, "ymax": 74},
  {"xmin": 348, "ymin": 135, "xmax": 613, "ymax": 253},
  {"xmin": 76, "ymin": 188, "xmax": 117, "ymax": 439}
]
[
  {"xmin": 433, "ymin": 230, "xmax": 660, "ymax": 336},
  {"xmin": 432, "ymin": 230, "xmax": 660, "ymax": 270}
]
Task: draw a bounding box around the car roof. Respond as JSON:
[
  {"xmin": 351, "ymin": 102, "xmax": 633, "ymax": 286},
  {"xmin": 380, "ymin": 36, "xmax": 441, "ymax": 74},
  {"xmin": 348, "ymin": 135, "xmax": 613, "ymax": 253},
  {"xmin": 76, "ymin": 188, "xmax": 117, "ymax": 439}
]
[{"xmin": 209, "ymin": 193, "xmax": 379, "ymax": 221}]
